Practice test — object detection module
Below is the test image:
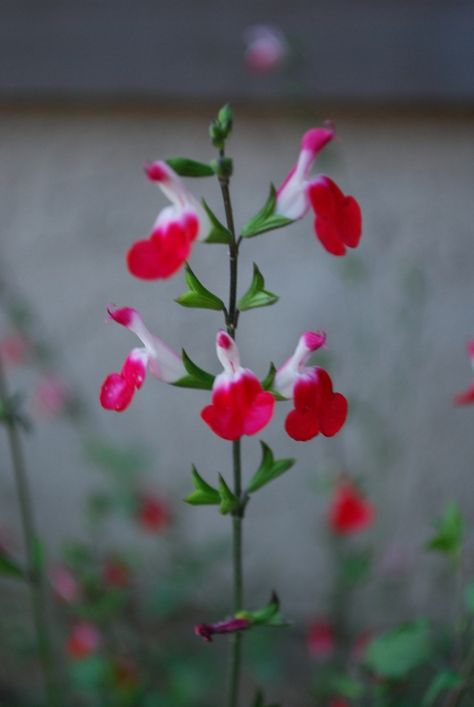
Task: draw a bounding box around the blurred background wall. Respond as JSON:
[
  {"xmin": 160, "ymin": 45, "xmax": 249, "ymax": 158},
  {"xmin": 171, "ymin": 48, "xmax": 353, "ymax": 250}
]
[{"xmin": 1, "ymin": 0, "xmax": 474, "ymax": 623}]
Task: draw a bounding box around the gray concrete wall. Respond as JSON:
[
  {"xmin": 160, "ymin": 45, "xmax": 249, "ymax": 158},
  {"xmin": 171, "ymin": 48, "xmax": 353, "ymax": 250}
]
[{"xmin": 0, "ymin": 105, "xmax": 473, "ymax": 621}]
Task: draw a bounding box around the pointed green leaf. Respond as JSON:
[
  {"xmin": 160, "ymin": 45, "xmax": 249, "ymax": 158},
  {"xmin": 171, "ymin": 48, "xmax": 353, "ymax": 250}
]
[
  {"xmin": 246, "ymin": 442, "xmax": 295, "ymax": 494},
  {"xmin": 421, "ymin": 670, "xmax": 463, "ymax": 707},
  {"xmin": 175, "ymin": 264, "xmax": 225, "ymax": 311},
  {"xmin": 218, "ymin": 474, "xmax": 239, "ymax": 515},
  {"xmin": 261, "ymin": 363, "xmax": 277, "ymax": 391},
  {"xmin": 426, "ymin": 502, "xmax": 464, "ymax": 559},
  {"xmin": 238, "ymin": 264, "xmax": 279, "ymax": 312},
  {"xmin": 173, "ymin": 350, "xmax": 215, "ymax": 391},
  {"xmin": 202, "ymin": 200, "xmax": 232, "ymax": 244},
  {"xmin": 184, "ymin": 466, "xmax": 220, "ymax": 506},
  {"xmin": 237, "ymin": 592, "xmax": 290, "ymax": 629},
  {"xmin": 0, "ymin": 553, "xmax": 25, "ymax": 580},
  {"xmin": 165, "ymin": 157, "xmax": 215, "ymax": 178},
  {"xmin": 242, "ymin": 185, "xmax": 294, "ymax": 238}
]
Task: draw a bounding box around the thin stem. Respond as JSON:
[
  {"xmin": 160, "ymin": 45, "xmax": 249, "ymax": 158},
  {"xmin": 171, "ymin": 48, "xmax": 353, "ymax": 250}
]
[
  {"xmin": 218, "ymin": 152, "xmax": 244, "ymax": 707},
  {"xmin": 0, "ymin": 356, "xmax": 59, "ymax": 707}
]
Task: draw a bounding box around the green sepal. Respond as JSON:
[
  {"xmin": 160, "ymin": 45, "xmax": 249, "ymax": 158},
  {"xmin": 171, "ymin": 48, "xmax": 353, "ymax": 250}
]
[
  {"xmin": 238, "ymin": 264, "xmax": 279, "ymax": 312},
  {"xmin": 236, "ymin": 591, "xmax": 290, "ymax": 628},
  {"xmin": 246, "ymin": 442, "xmax": 295, "ymax": 494},
  {"xmin": 165, "ymin": 157, "xmax": 215, "ymax": 178},
  {"xmin": 218, "ymin": 104, "xmax": 233, "ymax": 135},
  {"xmin": 0, "ymin": 552, "xmax": 25, "ymax": 580},
  {"xmin": 426, "ymin": 502, "xmax": 464, "ymax": 560},
  {"xmin": 260, "ymin": 363, "xmax": 285, "ymax": 401},
  {"xmin": 184, "ymin": 466, "xmax": 220, "ymax": 506},
  {"xmin": 241, "ymin": 185, "xmax": 294, "ymax": 238},
  {"xmin": 175, "ymin": 264, "xmax": 225, "ymax": 311},
  {"xmin": 201, "ymin": 199, "xmax": 232, "ymax": 244},
  {"xmin": 218, "ymin": 474, "xmax": 239, "ymax": 515},
  {"xmin": 173, "ymin": 350, "xmax": 215, "ymax": 391}
]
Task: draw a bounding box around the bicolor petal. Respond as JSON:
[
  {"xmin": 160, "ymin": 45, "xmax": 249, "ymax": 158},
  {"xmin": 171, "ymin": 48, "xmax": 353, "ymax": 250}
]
[
  {"xmin": 100, "ymin": 307, "xmax": 185, "ymax": 412},
  {"xmin": 308, "ymin": 176, "xmax": 362, "ymax": 256},
  {"xmin": 201, "ymin": 331, "xmax": 275, "ymax": 440},
  {"xmin": 127, "ymin": 162, "xmax": 211, "ymax": 280},
  {"xmin": 276, "ymin": 127, "xmax": 335, "ymax": 221}
]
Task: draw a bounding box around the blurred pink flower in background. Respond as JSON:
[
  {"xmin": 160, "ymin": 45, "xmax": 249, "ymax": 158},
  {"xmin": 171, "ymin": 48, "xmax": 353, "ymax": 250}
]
[
  {"xmin": 34, "ymin": 374, "xmax": 70, "ymax": 418},
  {"xmin": 66, "ymin": 622, "xmax": 101, "ymax": 659},
  {"xmin": 307, "ymin": 619, "xmax": 335, "ymax": 660},
  {"xmin": 243, "ymin": 25, "xmax": 288, "ymax": 74},
  {"xmin": 0, "ymin": 332, "xmax": 28, "ymax": 367},
  {"xmin": 51, "ymin": 565, "xmax": 80, "ymax": 604}
]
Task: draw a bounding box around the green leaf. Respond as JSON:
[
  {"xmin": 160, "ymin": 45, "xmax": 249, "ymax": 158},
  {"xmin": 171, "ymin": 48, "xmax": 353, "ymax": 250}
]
[
  {"xmin": 241, "ymin": 185, "xmax": 293, "ymax": 238},
  {"xmin": 173, "ymin": 350, "xmax": 215, "ymax": 391},
  {"xmin": 218, "ymin": 474, "xmax": 239, "ymax": 515},
  {"xmin": 201, "ymin": 199, "xmax": 232, "ymax": 244},
  {"xmin": 246, "ymin": 442, "xmax": 295, "ymax": 494},
  {"xmin": 165, "ymin": 157, "xmax": 214, "ymax": 177},
  {"xmin": 421, "ymin": 670, "xmax": 463, "ymax": 706},
  {"xmin": 365, "ymin": 621, "xmax": 432, "ymax": 680},
  {"xmin": 237, "ymin": 592, "xmax": 290, "ymax": 628},
  {"xmin": 238, "ymin": 264, "xmax": 279, "ymax": 312},
  {"xmin": 0, "ymin": 553, "xmax": 25, "ymax": 580},
  {"xmin": 261, "ymin": 362, "xmax": 276, "ymax": 391},
  {"xmin": 184, "ymin": 466, "xmax": 220, "ymax": 506},
  {"xmin": 175, "ymin": 264, "xmax": 225, "ymax": 311},
  {"xmin": 330, "ymin": 675, "xmax": 364, "ymax": 700},
  {"xmin": 426, "ymin": 502, "xmax": 464, "ymax": 559}
]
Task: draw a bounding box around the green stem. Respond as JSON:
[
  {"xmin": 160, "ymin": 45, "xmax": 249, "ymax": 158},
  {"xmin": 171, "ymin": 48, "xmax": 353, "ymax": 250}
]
[
  {"xmin": 0, "ymin": 356, "xmax": 59, "ymax": 707},
  {"xmin": 218, "ymin": 154, "xmax": 244, "ymax": 707}
]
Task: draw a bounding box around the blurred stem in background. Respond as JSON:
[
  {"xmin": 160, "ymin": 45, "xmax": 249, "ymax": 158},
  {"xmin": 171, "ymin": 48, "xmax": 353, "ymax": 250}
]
[
  {"xmin": 218, "ymin": 147, "xmax": 244, "ymax": 707},
  {"xmin": 0, "ymin": 355, "xmax": 60, "ymax": 707}
]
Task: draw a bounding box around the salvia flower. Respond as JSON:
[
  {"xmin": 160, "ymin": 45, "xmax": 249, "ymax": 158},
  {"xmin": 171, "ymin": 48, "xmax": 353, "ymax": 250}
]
[
  {"xmin": 99, "ymin": 306, "xmax": 185, "ymax": 412},
  {"xmin": 243, "ymin": 25, "xmax": 288, "ymax": 74},
  {"xmin": 195, "ymin": 617, "xmax": 251, "ymax": 643},
  {"xmin": 66, "ymin": 622, "xmax": 101, "ymax": 659},
  {"xmin": 454, "ymin": 340, "xmax": 474, "ymax": 405},
  {"xmin": 274, "ymin": 331, "xmax": 347, "ymax": 441},
  {"xmin": 307, "ymin": 620, "xmax": 335, "ymax": 661},
  {"xmin": 201, "ymin": 331, "xmax": 275, "ymax": 440},
  {"xmin": 127, "ymin": 161, "xmax": 211, "ymax": 280},
  {"xmin": 276, "ymin": 127, "xmax": 362, "ymax": 255},
  {"xmin": 51, "ymin": 565, "xmax": 80, "ymax": 604},
  {"xmin": 328, "ymin": 480, "xmax": 375, "ymax": 535},
  {"xmin": 137, "ymin": 494, "xmax": 171, "ymax": 533}
]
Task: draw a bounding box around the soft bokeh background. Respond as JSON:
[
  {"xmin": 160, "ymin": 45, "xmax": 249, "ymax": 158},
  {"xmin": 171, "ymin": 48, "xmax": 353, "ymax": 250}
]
[{"xmin": 1, "ymin": 0, "xmax": 474, "ymax": 688}]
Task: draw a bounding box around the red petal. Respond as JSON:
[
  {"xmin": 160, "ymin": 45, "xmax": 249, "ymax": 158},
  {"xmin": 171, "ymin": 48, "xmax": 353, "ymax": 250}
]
[
  {"xmin": 100, "ymin": 373, "xmax": 135, "ymax": 412},
  {"xmin": 243, "ymin": 391, "xmax": 275, "ymax": 435},
  {"xmin": 293, "ymin": 376, "xmax": 319, "ymax": 412},
  {"xmin": 339, "ymin": 196, "xmax": 362, "ymax": 248},
  {"xmin": 127, "ymin": 239, "xmax": 167, "ymax": 280},
  {"xmin": 285, "ymin": 408, "xmax": 320, "ymax": 441},
  {"xmin": 201, "ymin": 403, "xmax": 243, "ymax": 441},
  {"xmin": 320, "ymin": 393, "xmax": 348, "ymax": 437},
  {"xmin": 314, "ymin": 215, "xmax": 346, "ymax": 256},
  {"xmin": 127, "ymin": 221, "xmax": 192, "ymax": 280},
  {"xmin": 454, "ymin": 382, "xmax": 474, "ymax": 405}
]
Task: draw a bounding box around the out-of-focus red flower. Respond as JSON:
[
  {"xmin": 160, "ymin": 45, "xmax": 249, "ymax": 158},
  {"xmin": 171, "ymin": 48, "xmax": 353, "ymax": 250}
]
[
  {"xmin": 66, "ymin": 623, "xmax": 100, "ymax": 659},
  {"xmin": 51, "ymin": 566, "xmax": 80, "ymax": 604},
  {"xmin": 454, "ymin": 340, "xmax": 474, "ymax": 405},
  {"xmin": 244, "ymin": 25, "xmax": 288, "ymax": 73},
  {"xmin": 0, "ymin": 332, "xmax": 28, "ymax": 366},
  {"xmin": 328, "ymin": 698, "xmax": 350, "ymax": 707},
  {"xmin": 103, "ymin": 559, "xmax": 130, "ymax": 588},
  {"xmin": 307, "ymin": 620, "xmax": 335, "ymax": 660},
  {"xmin": 138, "ymin": 495, "xmax": 171, "ymax": 533},
  {"xmin": 328, "ymin": 481, "xmax": 375, "ymax": 535},
  {"xmin": 34, "ymin": 374, "xmax": 70, "ymax": 418},
  {"xmin": 351, "ymin": 629, "xmax": 373, "ymax": 663},
  {"xmin": 195, "ymin": 617, "xmax": 251, "ymax": 643}
]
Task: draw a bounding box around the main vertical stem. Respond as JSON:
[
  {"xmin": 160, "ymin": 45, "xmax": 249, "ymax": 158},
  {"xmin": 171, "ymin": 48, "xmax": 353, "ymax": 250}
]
[
  {"xmin": 0, "ymin": 357, "xmax": 59, "ymax": 707},
  {"xmin": 219, "ymin": 163, "xmax": 244, "ymax": 707}
]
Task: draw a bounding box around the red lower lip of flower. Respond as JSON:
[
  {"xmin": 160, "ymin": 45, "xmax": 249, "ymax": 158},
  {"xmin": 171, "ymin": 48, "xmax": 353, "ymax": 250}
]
[
  {"xmin": 329, "ymin": 482, "xmax": 375, "ymax": 534},
  {"xmin": 309, "ymin": 177, "xmax": 362, "ymax": 256},
  {"xmin": 285, "ymin": 371, "xmax": 347, "ymax": 442}
]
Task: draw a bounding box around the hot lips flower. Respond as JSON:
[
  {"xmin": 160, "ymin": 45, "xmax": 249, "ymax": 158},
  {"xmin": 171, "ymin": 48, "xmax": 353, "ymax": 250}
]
[
  {"xmin": 127, "ymin": 161, "xmax": 211, "ymax": 280},
  {"xmin": 99, "ymin": 306, "xmax": 185, "ymax": 412},
  {"xmin": 275, "ymin": 127, "xmax": 362, "ymax": 255},
  {"xmin": 328, "ymin": 480, "xmax": 375, "ymax": 535},
  {"xmin": 274, "ymin": 331, "xmax": 347, "ymax": 441},
  {"xmin": 201, "ymin": 331, "xmax": 275, "ymax": 441}
]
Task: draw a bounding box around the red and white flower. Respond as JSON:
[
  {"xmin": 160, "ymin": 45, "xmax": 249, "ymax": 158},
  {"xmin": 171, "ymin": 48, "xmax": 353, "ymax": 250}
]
[
  {"xmin": 276, "ymin": 127, "xmax": 362, "ymax": 256},
  {"xmin": 274, "ymin": 331, "xmax": 347, "ymax": 441},
  {"xmin": 66, "ymin": 622, "xmax": 101, "ymax": 660},
  {"xmin": 243, "ymin": 25, "xmax": 288, "ymax": 74},
  {"xmin": 454, "ymin": 340, "xmax": 474, "ymax": 405},
  {"xmin": 127, "ymin": 161, "xmax": 211, "ymax": 280},
  {"xmin": 328, "ymin": 480, "xmax": 375, "ymax": 535},
  {"xmin": 201, "ymin": 331, "xmax": 275, "ymax": 441},
  {"xmin": 99, "ymin": 306, "xmax": 185, "ymax": 412}
]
